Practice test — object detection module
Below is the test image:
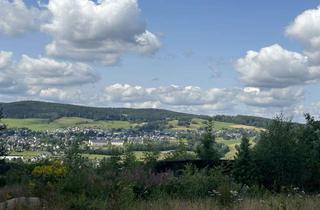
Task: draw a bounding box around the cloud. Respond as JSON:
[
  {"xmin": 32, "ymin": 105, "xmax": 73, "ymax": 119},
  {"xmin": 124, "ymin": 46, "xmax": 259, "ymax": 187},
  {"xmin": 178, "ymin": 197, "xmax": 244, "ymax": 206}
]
[
  {"xmin": 103, "ymin": 84, "xmax": 237, "ymax": 114},
  {"xmin": 286, "ymin": 6, "xmax": 320, "ymax": 65},
  {"xmin": 104, "ymin": 84, "xmax": 149, "ymax": 103},
  {"xmin": 17, "ymin": 55, "xmax": 99, "ymax": 87},
  {"xmin": 0, "ymin": 51, "xmax": 99, "ymax": 97},
  {"xmin": 0, "ymin": 0, "xmax": 48, "ymax": 35},
  {"xmin": 239, "ymin": 87, "xmax": 304, "ymax": 107},
  {"xmin": 102, "ymin": 83, "xmax": 307, "ymax": 116},
  {"xmin": 42, "ymin": 0, "xmax": 161, "ymax": 65},
  {"xmin": 0, "ymin": 75, "xmax": 25, "ymax": 95},
  {"xmin": 153, "ymin": 86, "xmax": 234, "ymax": 106},
  {"xmin": 102, "ymin": 83, "xmax": 305, "ymax": 114},
  {"xmin": 235, "ymin": 44, "xmax": 319, "ymax": 88},
  {"xmin": 38, "ymin": 88, "xmax": 68, "ymax": 101},
  {"xmin": 0, "ymin": 51, "xmax": 26, "ymax": 94},
  {"xmin": 0, "ymin": 51, "xmax": 13, "ymax": 69}
]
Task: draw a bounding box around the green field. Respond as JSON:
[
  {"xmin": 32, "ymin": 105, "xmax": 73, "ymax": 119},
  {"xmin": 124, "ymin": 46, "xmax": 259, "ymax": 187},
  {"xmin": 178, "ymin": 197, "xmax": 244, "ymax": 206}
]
[
  {"xmin": 9, "ymin": 151, "xmax": 42, "ymax": 159},
  {"xmin": 167, "ymin": 118, "xmax": 237, "ymax": 131},
  {"xmin": 2, "ymin": 117, "xmax": 253, "ymax": 132},
  {"xmin": 216, "ymin": 138, "xmax": 256, "ymax": 160},
  {"xmin": 2, "ymin": 117, "xmax": 138, "ymax": 131}
]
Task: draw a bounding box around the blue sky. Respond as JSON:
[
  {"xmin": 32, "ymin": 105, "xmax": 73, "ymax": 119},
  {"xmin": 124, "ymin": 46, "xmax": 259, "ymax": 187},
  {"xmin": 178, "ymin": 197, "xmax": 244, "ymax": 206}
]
[{"xmin": 1, "ymin": 0, "xmax": 320, "ymax": 120}]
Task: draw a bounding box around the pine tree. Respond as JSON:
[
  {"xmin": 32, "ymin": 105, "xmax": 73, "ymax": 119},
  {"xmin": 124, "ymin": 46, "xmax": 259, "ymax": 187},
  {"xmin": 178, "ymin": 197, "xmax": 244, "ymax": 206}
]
[
  {"xmin": 196, "ymin": 119, "xmax": 221, "ymax": 161},
  {"xmin": 232, "ymin": 136, "xmax": 254, "ymax": 186}
]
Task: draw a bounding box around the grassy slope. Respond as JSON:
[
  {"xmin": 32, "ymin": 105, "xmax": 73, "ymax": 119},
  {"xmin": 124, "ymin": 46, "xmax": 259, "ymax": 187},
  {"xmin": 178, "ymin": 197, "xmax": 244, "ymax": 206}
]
[
  {"xmin": 2, "ymin": 117, "xmax": 137, "ymax": 131},
  {"xmin": 217, "ymin": 138, "xmax": 256, "ymax": 160},
  {"xmin": 2, "ymin": 117, "xmax": 249, "ymax": 131},
  {"xmin": 168, "ymin": 118, "xmax": 236, "ymax": 131}
]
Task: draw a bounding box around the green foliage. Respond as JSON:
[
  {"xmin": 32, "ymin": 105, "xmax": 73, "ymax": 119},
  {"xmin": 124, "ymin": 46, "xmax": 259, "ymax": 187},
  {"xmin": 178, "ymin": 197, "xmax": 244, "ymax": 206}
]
[
  {"xmin": 167, "ymin": 165, "xmax": 236, "ymax": 199},
  {"xmin": 233, "ymin": 136, "xmax": 255, "ymax": 186},
  {"xmin": 196, "ymin": 119, "xmax": 222, "ymax": 160},
  {"xmin": 143, "ymin": 150, "xmax": 160, "ymax": 168},
  {"xmin": 164, "ymin": 143, "xmax": 197, "ymax": 161},
  {"xmin": 0, "ymin": 109, "xmax": 8, "ymax": 183},
  {"xmin": 4, "ymin": 112, "xmax": 320, "ymax": 208},
  {"xmin": 123, "ymin": 151, "xmax": 139, "ymax": 169},
  {"xmin": 252, "ymin": 115, "xmax": 303, "ymax": 191},
  {"xmin": 297, "ymin": 114, "xmax": 320, "ymax": 191}
]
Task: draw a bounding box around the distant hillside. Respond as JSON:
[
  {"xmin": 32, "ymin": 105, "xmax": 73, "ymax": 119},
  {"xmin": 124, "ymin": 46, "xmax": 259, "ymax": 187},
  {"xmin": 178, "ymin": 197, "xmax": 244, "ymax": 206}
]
[
  {"xmin": 214, "ymin": 115, "xmax": 274, "ymax": 128},
  {"xmin": 0, "ymin": 101, "xmax": 208, "ymax": 122},
  {"xmin": 0, "ymin": 101, "xmax": 274, "ymax": 128}
]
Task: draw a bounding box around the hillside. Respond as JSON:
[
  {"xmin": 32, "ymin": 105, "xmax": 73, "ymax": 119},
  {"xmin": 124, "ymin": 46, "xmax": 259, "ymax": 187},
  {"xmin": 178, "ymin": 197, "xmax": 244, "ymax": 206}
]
[
  {"xmin": 213, "ymin": 115, "xmax": 275, "ymax": 128},
  {"xmin": 0, "ymin": 101, "xmax": 207, "ymax": 122},
  {"xmin": 0, "ymin": 101, "xmax": 273, "ymax": 128}
]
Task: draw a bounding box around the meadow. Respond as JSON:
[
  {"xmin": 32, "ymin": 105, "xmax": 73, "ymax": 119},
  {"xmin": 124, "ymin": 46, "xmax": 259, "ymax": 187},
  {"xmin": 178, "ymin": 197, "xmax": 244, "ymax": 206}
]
[{"xmin": 2, "ymin": 117, "xmax": 138, "ymax": 131}]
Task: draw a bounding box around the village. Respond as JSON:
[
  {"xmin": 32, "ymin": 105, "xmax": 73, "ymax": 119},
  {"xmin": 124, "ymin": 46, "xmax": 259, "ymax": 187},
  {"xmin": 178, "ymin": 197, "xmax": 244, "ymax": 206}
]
[{"xmin": 0, "ymin": 125, "xmax": 259, "ymax": 162}]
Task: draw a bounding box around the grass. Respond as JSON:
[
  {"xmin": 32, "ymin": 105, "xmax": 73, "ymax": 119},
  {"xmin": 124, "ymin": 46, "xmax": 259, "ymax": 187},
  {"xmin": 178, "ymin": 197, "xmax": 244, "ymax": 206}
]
[
  {"xmin": 216, "ymin": 138, "xmax": 240, "ymax": 160},
  {"xmin": 2, "ymin": 118, "xmax": 54, "ymax": 131},
  {"xmin": 131, "ymin": 196, "xmax": 320, "ymax": 210},
  {"xmin": 9, "ymin": 151, "xmax": 42, "ymax": 159},
  {"xmin": 82, "ymin": 153, "xmax": 110, "ymax": 160},
  {"xmin": 216, "ymin": 138, "xmax": 256, "ymax": 160},
  {"xmin": 230, "ymin": 124, "xmax": 265, "ymax": 131},
  {"xmin": 2, "ymin": 117, "xmax": 138, "ymax": 131},
  {"xmin": 2, "ymin": 117, "xmax": 258, "ymax": 132}
]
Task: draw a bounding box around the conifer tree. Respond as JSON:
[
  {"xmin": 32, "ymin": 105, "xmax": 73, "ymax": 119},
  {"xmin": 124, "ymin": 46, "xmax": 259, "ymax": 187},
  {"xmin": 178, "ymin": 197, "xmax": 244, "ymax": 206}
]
[
  {"xmin": 196, "ymin": 119, "xmax": 221, "ymax": 160},
  {"xmin": 233, "ymin": 136, "xmax": 254, "ymax": 186}
]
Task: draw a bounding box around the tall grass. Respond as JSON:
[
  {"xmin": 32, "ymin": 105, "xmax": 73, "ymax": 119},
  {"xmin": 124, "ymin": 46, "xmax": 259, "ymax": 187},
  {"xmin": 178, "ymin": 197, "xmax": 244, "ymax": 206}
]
[{"xmin": 131, "ymin": 196, "xmax": 320, "ymax": 210}]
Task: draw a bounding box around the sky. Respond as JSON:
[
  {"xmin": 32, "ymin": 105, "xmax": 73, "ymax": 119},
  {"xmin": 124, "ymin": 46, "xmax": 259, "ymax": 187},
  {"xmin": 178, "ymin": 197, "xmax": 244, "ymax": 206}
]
[{"xmin": 1, "ymin": 0, "xmax": 320, "ymax": 121}]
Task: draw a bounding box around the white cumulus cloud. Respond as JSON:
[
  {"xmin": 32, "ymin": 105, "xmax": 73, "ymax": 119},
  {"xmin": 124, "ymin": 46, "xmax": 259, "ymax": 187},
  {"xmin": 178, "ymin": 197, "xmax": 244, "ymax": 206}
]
[
  {"xmin": 42, "ymin": 0, "xmax": 161, "ymax": 65},
  {"xmin": 235, "ymin": 44, "xmax": 319, "ymax": 88},
  {"xmin": 286, "ymin": 6, "xmax": 320, "ymax": 65},
  {"xmin": 0, "ymin": 51, "xmax": 99, "ymax": 97}
]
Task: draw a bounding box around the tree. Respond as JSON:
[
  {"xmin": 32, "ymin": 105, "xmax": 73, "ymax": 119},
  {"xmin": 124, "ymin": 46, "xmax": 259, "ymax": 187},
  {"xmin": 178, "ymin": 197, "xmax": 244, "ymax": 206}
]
[
  {"xmin": 196, "ymin": 119, "xmax": 221, "ymax": 161},
  {"xmin": 0, "ymin": 106, "xmax": 8, "ymax": 181},
  {"xmin": 165, "ymin": 142, "xmax": 196, "ymax": 161},
  {"xmin": 298, "ymin": 114, "xmax": 320, "ymax": 191},
  {"xmin": 232, "ymin": 136, "xmax": 255, "ymax": 186},
  {"xmin": 252, "ymin": 115, "xmax": 303, "ymax": 191},
  {"xmin": 0, "ymin": 107, "xmax": 7, "ymax": 158}
]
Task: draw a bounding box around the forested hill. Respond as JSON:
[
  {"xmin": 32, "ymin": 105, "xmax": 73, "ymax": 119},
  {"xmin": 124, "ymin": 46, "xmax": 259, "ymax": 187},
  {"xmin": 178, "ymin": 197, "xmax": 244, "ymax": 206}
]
[
  {"xmin": 0, "ymin": 101, "xmax": 273, "ymax": 127},
  {"xmin": 0, "ymin": 101, "xmax": 208, "ymax": 122}
]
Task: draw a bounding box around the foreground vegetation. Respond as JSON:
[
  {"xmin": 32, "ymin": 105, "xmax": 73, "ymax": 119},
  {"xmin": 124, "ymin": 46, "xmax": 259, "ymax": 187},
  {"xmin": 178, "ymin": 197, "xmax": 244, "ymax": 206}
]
[
  {"xmin": 132, "ymin": 197, "xmax": 320, "ymax": 210},
  {"xmin": 0, "ymin": 114, "xmax": 319, "ymax": 209}
]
